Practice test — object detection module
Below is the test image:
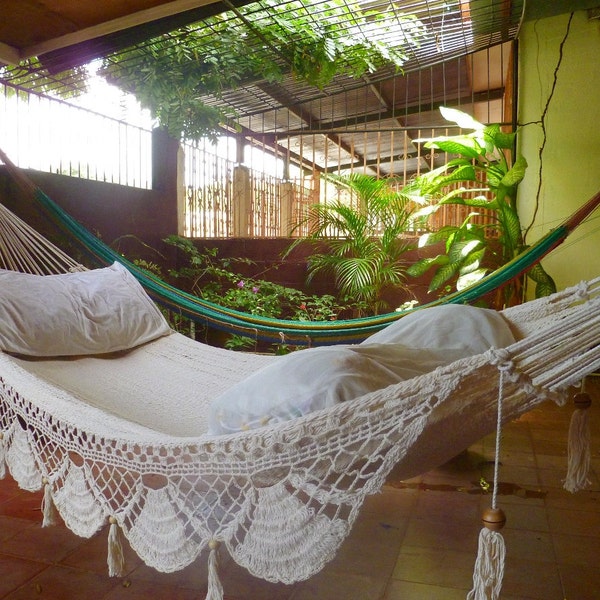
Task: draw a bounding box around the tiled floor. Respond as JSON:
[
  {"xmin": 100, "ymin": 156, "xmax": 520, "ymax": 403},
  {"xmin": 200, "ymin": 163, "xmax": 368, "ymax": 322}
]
[{"xmin": 0, "ymin": 377, "xmax": 599, "ymax": 600}]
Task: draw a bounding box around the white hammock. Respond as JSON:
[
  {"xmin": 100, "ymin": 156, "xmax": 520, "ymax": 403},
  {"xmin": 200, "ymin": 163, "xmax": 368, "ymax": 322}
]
[
  {"xmin": 1, "ymin": 274, "xmax": 599, "ymax": 597},
  {"xmin": 1, "ymin": 195, "xmax": 600, "ymax": 598}
]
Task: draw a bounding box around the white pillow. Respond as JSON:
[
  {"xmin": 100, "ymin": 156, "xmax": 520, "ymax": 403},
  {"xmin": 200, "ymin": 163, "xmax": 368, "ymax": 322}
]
[
  {"xmin": 208, "ymin": 304, "xmax": 516, "ymax": 435},
  {"xmin": 362, "ymin": 304, "xmax": 516, "ymax": 353},
  {"xmin": 0, "ymin": 262, "xmax": 171, "ymax": 357}
]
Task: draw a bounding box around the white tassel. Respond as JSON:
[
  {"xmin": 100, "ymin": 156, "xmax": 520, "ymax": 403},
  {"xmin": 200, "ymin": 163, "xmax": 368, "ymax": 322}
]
[
  {"xmin": 467, "ymin": 517, "xmax": 506, "ymax": 600},
  {"xmin": 468, "ymin": 368, "xmax": 507, "ymax": 599},
  {"xmin": 564, "ymin": 392, "xmax": 592, "ymax": 493},
  {"xmin": 206, "ymin": 539, "xmax": 224, "ymax": 600},
  {"xmin": 41, "ymin": 479, "xmax": 58, "ymax": 527},
  {"xmin": 0, "ymin": 432, "xmax": 6, "ymax": 479},
  {"xmin": 107, "ymin": 517, "xmax": 126, "ymax": 577}
]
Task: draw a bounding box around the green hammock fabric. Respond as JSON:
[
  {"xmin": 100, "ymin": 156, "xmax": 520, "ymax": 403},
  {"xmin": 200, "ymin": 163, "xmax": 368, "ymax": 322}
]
[{"xmin": 29, "ymin": 185, "xmax": 600, "ymax": 346}]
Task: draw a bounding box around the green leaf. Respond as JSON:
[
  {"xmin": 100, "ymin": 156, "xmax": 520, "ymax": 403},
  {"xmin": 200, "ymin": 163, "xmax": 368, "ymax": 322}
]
[
  {"xmin": 406, "ymin": 254, "xmax": 449, "ymax": 277},
  {"xmin": 500, "ymin": 155, "xmax": 528, "ymax": 188},
  {"xmin": 456, "ymin": 267, "xmax": 489, "ymax": 290},
  {"xmin": 498, "ymin": 204, "xmax": 522, "ymax": 250},
  {"xmin": 417, "ymin": 227, "xmax": 456, "ymax": 247},
  {"xmin": 429, "ymin": 261, "xmax": 460, "ymax": 292},
  {"xmin": 460, "ymin": 247, "xmax": 486, "ymax": 272},
  {"xmin": 527, "ymin": 262, "xmax": 557, "ymax": 298},
  {"xmin": 439, "ymin": 106, "xmax": 484, "ymax": 131},
  {"xmin": 448, "ymin": 238, "xmax": 484, "ymax": 264},
  {"xmin": 424, "ymin": 137, "xmax": 484, "ymax": 159},
  {"xmin": 484, "ymin": 124, "xmax": 516, "ymax": 150}
]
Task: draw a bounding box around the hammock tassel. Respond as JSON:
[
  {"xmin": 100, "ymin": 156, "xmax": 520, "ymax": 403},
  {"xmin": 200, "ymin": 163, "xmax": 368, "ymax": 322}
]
[
  {"xmin": 467, "ymin": 508, "xmax": 507, "ymax": 600},
  {"xmin": 107, "ymin": 516, "xmax": 126, "ymax": 577},
  {"xmin": 468, "ymin": 365, "xmax": 507, "ymax": 599},
  {"xmin": 0, "ymin": 431, "xmax": 6, "ymax": 479},
  {"xmin": 564, "ymin": 391, "xmax": 592, "ymax": 493},
  {"xmin": 41, "ymin": 478, "xmax": 58, "ymax": 527},
  {"xmin": 206, "ymin": 539, "xmax": 224, "ymax": 600}
]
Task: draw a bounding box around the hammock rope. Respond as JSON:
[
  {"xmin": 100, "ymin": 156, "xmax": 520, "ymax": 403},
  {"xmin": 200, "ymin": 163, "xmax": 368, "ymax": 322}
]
[{"xmin": 2, "ymin": 144, "xmax": 600, "ymax": 345}]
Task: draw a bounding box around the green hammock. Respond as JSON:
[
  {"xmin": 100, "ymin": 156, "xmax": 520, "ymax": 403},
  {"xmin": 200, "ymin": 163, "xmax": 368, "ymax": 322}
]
[{"xmin": 2, "ymin": 146, "xmax": 600, "ymax": 345}]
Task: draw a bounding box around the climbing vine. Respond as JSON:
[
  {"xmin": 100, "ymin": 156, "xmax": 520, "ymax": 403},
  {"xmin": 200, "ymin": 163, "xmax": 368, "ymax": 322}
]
[{"xmin": 100, "ymin": 0, "xmax": 426, "ymax": 140}]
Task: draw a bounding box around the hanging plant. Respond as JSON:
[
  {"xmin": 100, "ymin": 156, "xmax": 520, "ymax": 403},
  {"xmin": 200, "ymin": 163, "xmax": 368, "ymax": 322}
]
[{"xmin": 99, "ymin": 0, "xmax": 426, "ymax": 140}]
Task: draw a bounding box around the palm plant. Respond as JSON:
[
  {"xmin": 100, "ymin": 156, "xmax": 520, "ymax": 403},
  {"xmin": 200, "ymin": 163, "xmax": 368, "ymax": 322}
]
[{"xmin": 287, "ymin": 173, "xmax": 421, "ymax": 314}]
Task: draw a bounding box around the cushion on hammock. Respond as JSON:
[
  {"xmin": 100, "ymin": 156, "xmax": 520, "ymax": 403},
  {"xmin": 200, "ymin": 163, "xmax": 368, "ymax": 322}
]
[
  {"xmin": 362, "ymin": 303, "xmax": 516, "ymax": 351},
  {"xmin": 208, "ymin": 304, "xmax": 516, "ymax": 435},
  {"xmin": 0, "ymin": 262, "xmax": 171, "ymax": 357}
]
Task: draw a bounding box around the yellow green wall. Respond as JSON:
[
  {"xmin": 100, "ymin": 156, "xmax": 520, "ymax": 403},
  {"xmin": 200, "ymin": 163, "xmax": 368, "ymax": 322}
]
[{"xmin": 517, "ymin": 10, "xmax": 600, "ymax": 292}]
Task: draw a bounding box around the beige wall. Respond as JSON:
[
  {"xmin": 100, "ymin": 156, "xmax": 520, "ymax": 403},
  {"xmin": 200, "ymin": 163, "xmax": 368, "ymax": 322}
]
[{"xmin": 517, "ymin": 10, "xmax": 600, "ymax": 293}]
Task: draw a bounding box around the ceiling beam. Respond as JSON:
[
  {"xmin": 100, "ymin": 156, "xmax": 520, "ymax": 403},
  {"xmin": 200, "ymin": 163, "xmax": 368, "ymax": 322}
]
[
  {"xmin": 256, "ymin": 82, "xmax": 370, "ymax": 170},
  {"xmin": 20, "ymin": 0, "xmax": 223, "ymax": 61},
  {"xmin": 0, "ymin": 42, "xmax": 20, "ymax": 66}
]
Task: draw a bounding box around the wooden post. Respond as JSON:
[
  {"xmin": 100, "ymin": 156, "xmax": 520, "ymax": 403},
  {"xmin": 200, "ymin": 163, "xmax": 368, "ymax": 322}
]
[
  {"xmin": 233, "ymin": 164, "xmax": 251, "ymax": 237},
  {"xmin": 279, "ymin": 180, "xmax": 293, "ymax": 237}
]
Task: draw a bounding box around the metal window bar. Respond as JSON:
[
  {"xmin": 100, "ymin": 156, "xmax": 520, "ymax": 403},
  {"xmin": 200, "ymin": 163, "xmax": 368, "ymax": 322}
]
[{"xmin": 0, "ymin": 81, "xmax": 152, "ymax": 189}]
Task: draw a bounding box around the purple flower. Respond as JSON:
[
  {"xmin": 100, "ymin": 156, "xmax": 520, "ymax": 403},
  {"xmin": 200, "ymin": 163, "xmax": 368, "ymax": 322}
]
[
  {"xmin": 252, "ymin": 286, "xmax": 259, "ymax": 294},
  {"xmin": 237, "ymin": 280, "xmax": 245, "ymax": 288}
]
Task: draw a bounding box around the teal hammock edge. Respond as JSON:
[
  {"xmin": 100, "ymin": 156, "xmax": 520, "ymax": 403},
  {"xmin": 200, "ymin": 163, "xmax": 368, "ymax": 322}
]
[{"xmin": 32, "ymin": 187, "xmax": 596, "ymax": 346}]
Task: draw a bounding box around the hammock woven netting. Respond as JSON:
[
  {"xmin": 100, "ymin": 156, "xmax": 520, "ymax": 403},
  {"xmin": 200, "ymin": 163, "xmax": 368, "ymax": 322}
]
[
  {"xmin": 1, "ymin": 155, "xmax": 600, "ymax": 599},
  {"xmin": 0, "ymin": 275, "xmax": 598, "ymax": 596}
]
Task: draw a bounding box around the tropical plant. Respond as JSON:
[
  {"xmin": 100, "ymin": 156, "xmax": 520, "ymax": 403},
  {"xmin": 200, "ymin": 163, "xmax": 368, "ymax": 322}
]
[
  {"xmin": 162, "ymin": 235, "xmax": 358, "ymax": 349},
  {"xmin": 287, "ymin": 173, "xmax": 422, "ymax": 314},
  {"xmin": 405, "ymin": 107, "xmax": 555, "ymax": 305}
]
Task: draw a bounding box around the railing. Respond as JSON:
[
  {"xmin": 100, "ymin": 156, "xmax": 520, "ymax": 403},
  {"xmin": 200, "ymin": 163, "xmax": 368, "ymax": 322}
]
[
  {"xmin": 0, "ymin": 81, "xmax": 152, "ymax": 189},
  {"xmin": 1, "ymin": 82, "xmax": 500, "ymax": 239}
]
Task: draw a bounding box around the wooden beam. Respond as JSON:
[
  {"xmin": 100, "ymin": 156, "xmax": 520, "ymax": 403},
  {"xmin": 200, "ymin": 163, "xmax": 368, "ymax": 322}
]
[
  {"xmin": 21, "ymin": 0, "xmax": 224, "ymax": 60},
  {"xmin": 0, "ymin": 41, "xmax": 21, "ymax": 66}
]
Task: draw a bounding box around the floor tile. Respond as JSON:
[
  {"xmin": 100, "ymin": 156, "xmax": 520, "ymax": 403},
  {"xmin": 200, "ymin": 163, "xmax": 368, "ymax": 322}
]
[
  {"xmin": 0, "ymin": 556, "xmax": 46, "ymax": 597},
  {"xmin": 2, "ymin": 564, "xmax": 119, "ymax": 599}
]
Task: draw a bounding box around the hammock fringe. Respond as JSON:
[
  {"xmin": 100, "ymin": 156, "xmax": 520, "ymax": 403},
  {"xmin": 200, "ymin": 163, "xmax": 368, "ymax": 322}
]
[
  {"xmin": 467, "ymin": 527, "xmax": 506, "ymax": 600},
  {"xmin": 564, "ymin": 391, "xmax": 592, "ymax": 493},
  {"xmin": 107, "ymin": 518, "xmax": 126, "ymax": 577},
  {"xmin": 41, "ymin": 479, "xmax": 58, "ymax": 527},
  {"xmin": 206, "ymin": 541, "xmax": 224, "ymax": 600}
]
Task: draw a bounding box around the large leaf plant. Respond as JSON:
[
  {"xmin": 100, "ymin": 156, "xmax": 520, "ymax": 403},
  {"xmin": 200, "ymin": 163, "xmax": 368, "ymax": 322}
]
[
  {"xmin": 406, "ymin": 107, "xmax": 555, "ymax": 306},
  {"xmin": 287, "ymin": 173, "xmax": 422, "ymax": 315}
]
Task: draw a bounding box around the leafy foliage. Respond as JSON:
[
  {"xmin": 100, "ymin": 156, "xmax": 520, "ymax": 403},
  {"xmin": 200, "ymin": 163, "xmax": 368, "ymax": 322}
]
[
  {"xmin": 100, "ymin": 0, "xmax": 426, "ymax": 140},
  {"xmin": 287, "ymin": 173, "xmax": 422, "ymax": 314},
  {"xmin": 406, "ymin": 107, "xmax": 555, "ymax": 304},
  {"xmin": 161, "ymin": 235, "xmax": 358, "ymax": 350},
  {"xmin": 1, "ymin": 58, "xmax": 89, "ymax": 98}
]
